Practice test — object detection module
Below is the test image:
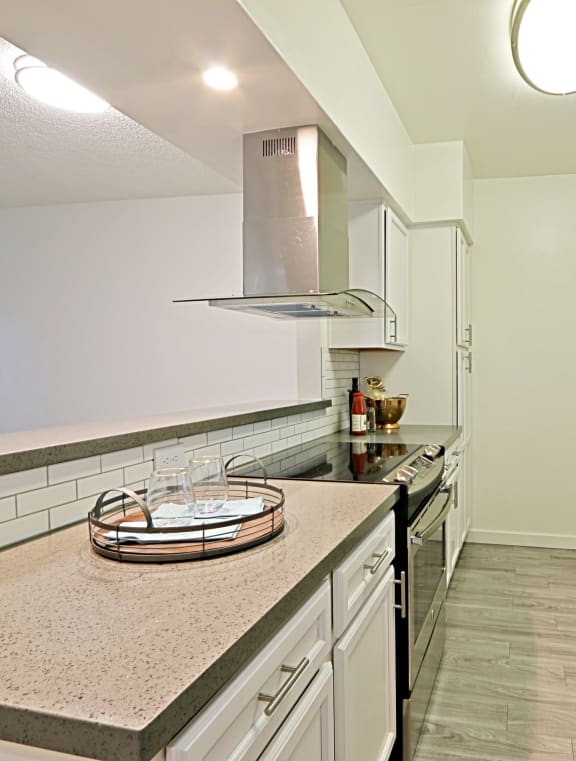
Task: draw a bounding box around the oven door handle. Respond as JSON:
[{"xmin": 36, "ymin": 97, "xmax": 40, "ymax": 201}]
[{"xmin": 410, "ymin": 485, "xmax": 452, "ymax": 545}]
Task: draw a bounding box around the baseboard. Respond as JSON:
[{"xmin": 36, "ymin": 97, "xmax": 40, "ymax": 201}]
[{"xmin": 467, "ymin": 528, "xmax": 576, "ymax": 550}]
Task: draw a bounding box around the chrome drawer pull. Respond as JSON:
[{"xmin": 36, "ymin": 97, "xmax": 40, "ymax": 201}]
[
  {"xmin": 258, "ymin": 656, "xmax": 310, "ymax": 716},
  {"xmin": 363, "ymin": 547, "xmax": 393, "ymax": 575}
]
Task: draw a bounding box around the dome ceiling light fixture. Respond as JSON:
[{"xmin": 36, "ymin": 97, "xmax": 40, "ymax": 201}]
[
  {"xmin": 13, "ymin": 54, "xmax": 110, "ymax": 113},
  {"xmin": 511, "ymin": 0, "xmax": 576, "ymax": 95}
]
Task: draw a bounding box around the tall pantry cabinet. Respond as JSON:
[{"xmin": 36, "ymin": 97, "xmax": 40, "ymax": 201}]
[{"xmin": 361, "ymin": 225, "xmax": 473, "ymax": 551}]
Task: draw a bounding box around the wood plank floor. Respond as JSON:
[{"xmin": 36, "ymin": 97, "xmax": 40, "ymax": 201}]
[{"xmin": 413, "ymin": 543, "xmax": 576, "ymax": 761}]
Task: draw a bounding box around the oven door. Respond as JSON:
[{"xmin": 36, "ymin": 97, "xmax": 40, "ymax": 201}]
[{"xmin": 407, "ymin": 483, "xmax": 451, "ymax": 688}]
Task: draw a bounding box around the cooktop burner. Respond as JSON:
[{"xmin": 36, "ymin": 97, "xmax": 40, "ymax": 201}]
[{"xmin": 232, "ymin": 436, "xmax": 421, "ymax": 484}]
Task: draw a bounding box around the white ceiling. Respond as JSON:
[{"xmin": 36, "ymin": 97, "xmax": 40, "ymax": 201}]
[
  {"xmin": 341, "ymin": 0, "xmax": 576, "ymax": 178},
  {"xmin": 0, "ymin": 0, "xmax": 333, "ymax": 207},
  {"xmin": 0, "ymin": 37, "xmax": 238, "ymax": 207}
]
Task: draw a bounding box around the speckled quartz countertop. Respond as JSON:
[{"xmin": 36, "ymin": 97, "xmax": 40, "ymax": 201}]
[
  {"xmin": 0, "ymin": 478, "xmax": 398, "ymax": 761},
  {"xmin": 330, "ymin": 424, "xmax": 462, "ymax": 450},
  {"xmin": 0, "ymin": 400, "xmax": 330, "ymax": 476}
]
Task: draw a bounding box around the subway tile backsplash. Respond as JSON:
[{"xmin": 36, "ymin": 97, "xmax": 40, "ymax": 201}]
[{"xmin": 0, "ymin": 348, "xmax": 360, "ymax": 550}]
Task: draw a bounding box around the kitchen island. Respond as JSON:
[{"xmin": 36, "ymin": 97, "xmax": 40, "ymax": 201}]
[{"xmin": 0, "ymin": 478, "xmax": 398, "ymax": 761}]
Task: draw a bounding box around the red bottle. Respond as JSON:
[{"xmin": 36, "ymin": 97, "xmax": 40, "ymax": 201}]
[{"xmin": 351, "ymin": 392, "xmax": 367, "ymax": 435}]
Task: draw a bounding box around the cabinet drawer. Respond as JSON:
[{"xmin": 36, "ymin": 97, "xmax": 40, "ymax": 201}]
[
  {"xmin": 167, "ymin": 580, "xmax": 331, "ymax": 761},
  {"xmin": 258, "ymin": 662, "xmax": 334, "ymax": 761},
  {"xmin": 332, "ymin": 511, "xmax": 395, "ymax": 640}
]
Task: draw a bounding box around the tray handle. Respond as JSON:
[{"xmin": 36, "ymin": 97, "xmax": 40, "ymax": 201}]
[
  {"xmin": 93, "ymin": 487, "xmax": 153, "ymax": 528},
  {"xmin": 225, "ymin": 454, "xmax": 269, "ymax": 483}
]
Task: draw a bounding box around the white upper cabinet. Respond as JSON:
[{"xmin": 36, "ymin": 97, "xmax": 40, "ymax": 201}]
[
  {"xmin": 328, "ymin": 203, "xmax": 409, "ymax": 350},
  {"xmin": 386, "ymin": 209, "xmax": 410, "ymax": 347},
  {"xmin": 455, "ymin": 229, "xmax": 472, "ymax": 349}
]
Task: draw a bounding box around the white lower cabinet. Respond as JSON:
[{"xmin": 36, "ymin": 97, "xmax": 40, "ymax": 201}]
[
  {"xmin": 167, "ymin": 581, "xmax": 331, "ymax": 761},
  {"xmin": 445, "ymin": 438, "xmax": 472, "ymax": 586},
  {"xmin": 333, "ymin": 565, "xmax": 396, "ymax": 761},
  {"xmin": 258, "ymin": 663, "xmax": 334, "ymax": 761}
]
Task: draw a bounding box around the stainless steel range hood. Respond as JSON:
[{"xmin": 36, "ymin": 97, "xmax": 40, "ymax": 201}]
[{"xmin": 175, "ymin": 125, "xmax": 394, "ymax": 320}]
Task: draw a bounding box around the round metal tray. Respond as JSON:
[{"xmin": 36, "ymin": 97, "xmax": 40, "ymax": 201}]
[{"xmin": 88, "ymin": 456, "xmax": 285, "ymax": 563}]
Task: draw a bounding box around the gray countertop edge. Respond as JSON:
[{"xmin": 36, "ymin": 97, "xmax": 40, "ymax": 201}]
[
  {"xmin": 0, "ymin": 488, "xmax": 397, "ymax": 761},
  {"xmin": 0, "ymin": 400, "xmax": 331, "ymax": 477}
]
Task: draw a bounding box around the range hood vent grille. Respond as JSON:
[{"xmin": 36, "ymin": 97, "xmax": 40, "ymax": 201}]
[{"xmin": 262, "ymin": 136, "xmax": 296, "ymax": 157}]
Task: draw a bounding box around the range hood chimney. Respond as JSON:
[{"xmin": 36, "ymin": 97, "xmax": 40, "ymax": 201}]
[{"xmin": 175, "ymin": 125, "xmax": 394, "ymax": 319}]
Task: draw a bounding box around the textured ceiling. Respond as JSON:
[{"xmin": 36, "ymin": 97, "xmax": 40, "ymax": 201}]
[
  {"xmin": 0, "ymin": 0, "xmax": 330, "ymax": 208},
  {"xmin": 0, "ymin": 38, "xmax": 239, "ymax": 207},
  {"xmin": 341, "ymin": 0, "xmax": 576, "ymax": 178}
]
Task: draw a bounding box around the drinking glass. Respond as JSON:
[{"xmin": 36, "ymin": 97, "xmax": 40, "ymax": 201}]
[
  {"xmin": 146, "ymin": 467, "xmax": 196, "ymax": 526},
  {"xmin": 187, "ymin": 455, "xmax": 229, "ymax": 516}
]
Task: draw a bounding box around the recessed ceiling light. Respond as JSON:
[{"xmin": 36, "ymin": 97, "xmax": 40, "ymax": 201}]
[
  {"xmin": 511, "ymin": 0, "xmax": 576, "ymax": 95},
  {"xmin": 202, "ymin": 66, "xmax": 238, "ymax": 91},
  {"xmin": 13, "ymin": 54, "xmax": 110, "ymax": 113}
]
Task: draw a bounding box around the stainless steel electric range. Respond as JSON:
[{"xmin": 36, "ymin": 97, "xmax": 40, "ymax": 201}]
[{"xmin": 233, "ymin": 435, "xmax": 451, "ymax": 761}]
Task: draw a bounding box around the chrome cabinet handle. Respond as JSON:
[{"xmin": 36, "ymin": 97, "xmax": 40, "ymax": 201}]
[
  {"xmin": 465, "ymin": 323, "xmax": 473, "ymax": 346},
  {"xmin": 394, "ymin": 571, "xmax": 406, "ymax": 618},
  {"xmin": 363, "ymin": 547, "xmax": 393, "ymax": 575},
  {"xmin": 258, "ymin": 656, "xmax": 310, "ymax": 716},
  {"xmin": 388, "ymin": 317, "xmax": 397, "ymax": 343},
  {"xmin": 466, "ymin": 353, "xmax": 473, "ymax": 374}
]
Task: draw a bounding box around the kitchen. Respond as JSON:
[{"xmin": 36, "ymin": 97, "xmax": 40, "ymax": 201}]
[{"xmin": 2, "ymin": 1, "xmax": 576, "ymax": 760}]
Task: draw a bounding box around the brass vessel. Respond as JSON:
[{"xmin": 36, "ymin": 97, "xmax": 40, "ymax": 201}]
[{"xmin": 373, "ymin": 396, "xmax": 408, "ymax": 431}]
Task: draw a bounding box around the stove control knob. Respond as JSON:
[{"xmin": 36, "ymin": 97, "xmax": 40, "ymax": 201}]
[
  {"xmin": 396, "ymin": 465, "xmax": 418, "ymax": 484},
  {"xmin": 423, "ymin": 444, "xmax": 442, "ymax": 460}
]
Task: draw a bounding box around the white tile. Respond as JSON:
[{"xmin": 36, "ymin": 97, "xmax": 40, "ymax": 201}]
[
  {"xmin": 293, "ymin": 422, "xmax": 308, "ymax": 436},
  {"xmin": 0, "ymin": 496, "xmax": 16, "ymax": 523},
  {"xmin": 49, "ymin": 496, "xmax": 95, "ymax": 531},
  {"xmin": 282, "ymin": 434, "xmax": 302, "ymax": 449},
  {"xmin": 48, "ymin": 456, "xmax": 101, "ymax": 485},
  {"xmin": 233, "ymin": 423, "xmax": 253, "ymax": 438},
  {"xmin": 253, "ymin": 420, "xmax": 272, "ymax": 433},
  {"xmin": 271, "ymin": 440, "xmax": 289, "ymax": 454},
  {"xmin": 179, "ymin": 432, "xmax": 208, "ymax": 449},
  {"xmin": 271, "ymin": 416, "xmax": 288, "ymax": 429},
  {"xmin": 253, "ymin": 443, "xmax": 272, "ymax": 458},
  {"xmin": 221, "ymin": 438, "xmax": 245, "ymax": 457},
  {"xmin": 192, "ymin": 444, "xmax": 221, "ymax": 458},
  {"xmin": 250, "ymin": 430, "xmax": 279, "ymax": 448},
  {"xmin": 0, "ymin": 511, "xmax": 49, "ymax": 549},
  {"xmin": 17, "ymin": 482, "xmax": 77, "ymax": 517},
  {"xmin": 208, "ymin": 428, "xmax": 233, "ymax": 445},
  {"xmin": 143, "ymin": 439, "xmax": 178, "ymax": 460},
  {"xmin": 286, "ymin": 414, "xmax": 301, "ymax": 425},
  {"xmin": 125, "ymin": 481, "xmax": 145, "ymax": 492},
  {"xmin": 101, "ymin": 447, "xmax": 144, "ymax": 471},
  {"xmin": 279, "ymin": 426, "xmax": 296, "ymax": 439},
  {"xmin": 0, "ymin": 467, "xmax": 47, "ymax": 499},
  {"xmin": 77, "ymin": 469, "xmax": 124, "ymax": 499},
  {"xmin": 124, "ymin": 461, "xmax": 154, "ymax": 484},
  {"xmin": 301, "ymin": 430, "xmax": 322, "ymax": 444}
]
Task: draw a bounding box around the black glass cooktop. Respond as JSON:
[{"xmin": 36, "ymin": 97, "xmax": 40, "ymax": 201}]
[{"xmin": 231, "ymin": 436, "xmax": 421, "ymax": 483}]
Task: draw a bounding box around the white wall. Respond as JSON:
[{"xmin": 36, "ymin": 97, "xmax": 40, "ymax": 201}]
[
  {"xmin": 238, "ymin": 0, "xmax": 414, "ymax": 216},
  {"xmin": 471, "ymin": 175, "xmax": 576, "ymax": 547},
  {"xmin": 0, "ymin": 195, "xmax": 300, "ymax": 432}
]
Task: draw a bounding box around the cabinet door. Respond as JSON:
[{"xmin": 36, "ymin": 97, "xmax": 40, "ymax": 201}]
[
  {"xmin": 334, "ymin": 567, "xmax": 396, "ymax": 761},
  {"xmin": 456, "ymin": 350, "xmax": 472, "ymax": 445},
  {"xmin": 459, "ymin": 447, "xmax": 471, "ymax": 547},
  {"xmin": 328, "ymin": 204, "xmax": 404, "ymax": 351},
  {"xmin": 385, "ymin": 210, "xmax": 409, "ymax": 347},
  {"xmin": 258, "ymin": 663, "xmax": 334, "ymax": 761},
  {"xmin": 456, "ymin": 230, "xmax": 471, "ymax": 349},
  {"xmin": 167, "ymin": 582, "xmax": 331, "ymax": 761}
]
